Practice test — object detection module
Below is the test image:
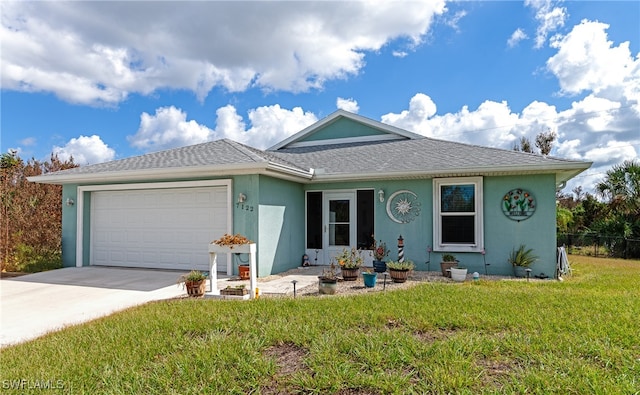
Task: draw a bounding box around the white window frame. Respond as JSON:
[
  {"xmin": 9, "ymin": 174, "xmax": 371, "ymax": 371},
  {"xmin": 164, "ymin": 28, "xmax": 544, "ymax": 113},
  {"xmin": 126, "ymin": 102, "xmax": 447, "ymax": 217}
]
[{"xmin": 433, "ymin": 176, "xmax": 484, "ymax": 252}]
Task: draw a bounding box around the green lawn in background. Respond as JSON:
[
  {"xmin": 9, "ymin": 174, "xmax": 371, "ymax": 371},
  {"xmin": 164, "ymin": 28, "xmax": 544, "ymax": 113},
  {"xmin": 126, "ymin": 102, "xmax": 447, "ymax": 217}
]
[{"xmin": 1, "ymin": 255, "xmax": 638, "ymax": 394}]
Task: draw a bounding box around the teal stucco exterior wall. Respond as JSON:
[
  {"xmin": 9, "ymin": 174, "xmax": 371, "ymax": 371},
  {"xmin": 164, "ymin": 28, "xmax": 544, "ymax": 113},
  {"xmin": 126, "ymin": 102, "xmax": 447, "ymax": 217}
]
[
  {"xmin": 61, "ymin": 184, "xmax": 78, "ymax": 268},
  {"xmin": 304, "ymin": 179, "xmax": 432, "ymax": 268},
  {"xmin": 257, "ymin": 176, "xmax": 305, "ymax": 276},
  {"xmin": 59, "ymin": 172, "xmax": 557, "ymax": 278},
  {"xmin": 482, "ymin": 174, "xmax": 557, "ymax": 277},
  {"xmin": 301, "ymin": 117, "xmax": 387, "ymax": 142},
  {"xmin": 303, "ymin": 174, "xmax": 557, "ymax": 277}
]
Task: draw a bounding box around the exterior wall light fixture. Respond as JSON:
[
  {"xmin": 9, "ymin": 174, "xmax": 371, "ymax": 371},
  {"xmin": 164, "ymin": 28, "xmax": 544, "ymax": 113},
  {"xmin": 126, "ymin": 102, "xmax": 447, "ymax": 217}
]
[{"xmin": 378, "ymin": 189, "xmax": 385, "ymax": 202}]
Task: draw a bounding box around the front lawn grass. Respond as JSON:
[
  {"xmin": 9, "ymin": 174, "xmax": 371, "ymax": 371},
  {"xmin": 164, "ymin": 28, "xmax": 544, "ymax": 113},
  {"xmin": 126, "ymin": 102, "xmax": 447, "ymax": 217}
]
[{"xmin": 1, "ymin": 255, "xmax": 639, "ymax": 394}]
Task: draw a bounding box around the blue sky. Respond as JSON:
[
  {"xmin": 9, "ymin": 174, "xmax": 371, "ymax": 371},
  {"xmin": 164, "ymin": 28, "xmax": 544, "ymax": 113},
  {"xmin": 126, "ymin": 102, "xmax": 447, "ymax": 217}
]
[{"xmin": 2, "ymin": 1, "xmax": 639, "ymax": 194}]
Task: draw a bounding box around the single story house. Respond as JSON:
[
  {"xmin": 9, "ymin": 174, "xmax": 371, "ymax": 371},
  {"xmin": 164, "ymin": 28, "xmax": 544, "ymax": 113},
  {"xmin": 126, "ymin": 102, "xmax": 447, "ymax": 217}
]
[{"xmin": 30, "ymin": 110, "xmax": 591, "ymax": 278}]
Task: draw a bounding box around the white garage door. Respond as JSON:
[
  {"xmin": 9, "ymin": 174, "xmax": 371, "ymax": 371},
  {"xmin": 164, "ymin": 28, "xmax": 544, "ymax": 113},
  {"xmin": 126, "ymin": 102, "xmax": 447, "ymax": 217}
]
[{"xmin": 91, "ymin": 186, "xmax": 228, "ymax": 270}]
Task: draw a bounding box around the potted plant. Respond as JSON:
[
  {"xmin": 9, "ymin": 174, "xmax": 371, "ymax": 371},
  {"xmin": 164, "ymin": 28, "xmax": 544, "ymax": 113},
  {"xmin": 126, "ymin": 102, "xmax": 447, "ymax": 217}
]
[
  {"xmin": 362, "ymin": 268, "xmax": 377, "ymax": 288},
  {"xmin": 386, "ymin": 260, "xmax": 415, "ymax": 283},
  {"xmin": 336, "ymin": 247, "xmax": 363, "ymax": 281},
  {"xmin": 318, "ymin": 261, "xmax": 339, "ymax": 295},
  {"xmin": 178, "ymin": 270, "xmax": 208, "ymax": 297},
  {"xmin": 450, "ymin": 265, "xmax": 468, "ymax": 282},
  {"xmin": 371, "ymin": 238, "xmax": 389, "ymax": 273},
  {"xmin": 508, "ymin": 245, "xmax": 538, "ymax": 278},
  {"xmin": 220, "ymin": 284, "xmax": 248, "ymax": 296},
  {"xmin": 440, "ymin": 254, "xmax": 457, "ymax": 277}
]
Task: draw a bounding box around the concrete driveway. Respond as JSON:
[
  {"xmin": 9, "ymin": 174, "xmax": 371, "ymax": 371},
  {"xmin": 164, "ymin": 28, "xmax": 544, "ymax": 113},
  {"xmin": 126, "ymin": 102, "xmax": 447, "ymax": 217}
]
[
  {"xmin": 0, "ymin": 266, "xmax": 321, "ymax": 347},
  {"xmin": 0, "ymin": 267, "xmax": 187, "ymax": 347}
]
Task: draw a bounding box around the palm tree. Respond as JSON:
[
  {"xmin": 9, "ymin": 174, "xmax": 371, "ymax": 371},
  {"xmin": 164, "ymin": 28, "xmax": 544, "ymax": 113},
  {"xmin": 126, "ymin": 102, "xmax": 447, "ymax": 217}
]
[{"xmin": 595, "ymin": 160, "xmax": 640, "ymax": 216}]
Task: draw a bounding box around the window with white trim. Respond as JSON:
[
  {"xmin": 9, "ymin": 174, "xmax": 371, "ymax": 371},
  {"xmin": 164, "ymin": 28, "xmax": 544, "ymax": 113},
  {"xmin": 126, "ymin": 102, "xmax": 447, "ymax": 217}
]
[{"xmin": 433, "ymin": 177, "xmax": 483, "ymax": 252}]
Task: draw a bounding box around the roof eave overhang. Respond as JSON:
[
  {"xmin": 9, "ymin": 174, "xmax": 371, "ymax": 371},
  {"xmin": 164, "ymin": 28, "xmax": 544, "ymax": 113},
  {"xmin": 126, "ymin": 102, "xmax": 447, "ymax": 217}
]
[{"xmin": 28, "ymin": 161, "xmax": 314, "ymax": 185}]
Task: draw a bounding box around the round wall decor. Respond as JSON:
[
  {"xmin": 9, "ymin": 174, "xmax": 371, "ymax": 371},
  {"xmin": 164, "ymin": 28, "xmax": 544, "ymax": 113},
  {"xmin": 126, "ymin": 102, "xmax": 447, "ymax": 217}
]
[
  {"xmin": 502, "ymin": 188, "xmax": 535, "ymax": 221},
  {"xmin": 386, "ymin": 189, "xmax": 421, "ymax": 224}
]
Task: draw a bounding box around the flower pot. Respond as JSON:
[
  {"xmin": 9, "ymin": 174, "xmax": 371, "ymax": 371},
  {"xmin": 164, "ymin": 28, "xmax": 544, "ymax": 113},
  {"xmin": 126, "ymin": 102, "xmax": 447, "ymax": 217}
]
[
  {"xmin": 238, "ymin": 264, "xmax": 249, "ymax": 280},
  {"xmin": 362, "ymin": 272, "xmax": 377, "ymax": 288},
  {"xmin": 513, "ymin": 266, "xmax": 528, "ymax": 278},
  {"xmin": 185, "ymin": 280, "xmax": 206, "ymax": 297},
  {"xmin": 450, "ymin": 267, "xmax": 467, "ymax": 282},
  {"xmin": 388, "ymin": 268, "xmax": 410, "ymax": 283},
  {"xmin": 318, "ymin": 278, "xmax": 337, "ymax": 295},
  {"xmin": 373, "ymin": 260, "xmax": 387, "ymax": 273},
  {"xmin": 440, "ymin": 261, "xmax": 456, "ymax": 277},
  {"xmin": 220, "ymin": 287, "xmax": 248, "ymax": 296},
  {"xmin": 341, "ymin": 267, "xmax": 360, "ymax": 281}
]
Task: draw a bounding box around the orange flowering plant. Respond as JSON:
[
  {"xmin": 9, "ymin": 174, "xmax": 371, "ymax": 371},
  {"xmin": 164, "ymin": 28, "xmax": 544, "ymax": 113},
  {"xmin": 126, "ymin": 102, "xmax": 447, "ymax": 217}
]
[{"xmin": 336, "ymin": 247, "xmax": 364, "ymax": 269}]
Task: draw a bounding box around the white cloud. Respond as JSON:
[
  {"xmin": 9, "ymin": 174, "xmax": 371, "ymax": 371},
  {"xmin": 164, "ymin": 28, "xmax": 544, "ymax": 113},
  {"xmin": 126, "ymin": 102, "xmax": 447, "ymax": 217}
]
[
  {"xmin": 507, "ymin": 28, "xmax": 529, "ymax": 48},
  {"xmin": 392, "ymin": 51, "xmax": 409, "ymax": 58},
  {"xmin": 19, "ymin": 137, "xmax": 36, "ymax": 146},
  {"xmin": 382, "ymin": 93, "xmax": 520, "ymax": 148},
  {"xmin": 525, "ymin": 0, "xmax": 567, "ymax": 48},
  {"xmin": 444, "ymin": 10, "xmax": 467, "ymax": 32},
  {"xmin": 336, "ymin": 98, "xmax": 360, "ymax": 113},
  {"xmin": 127, "ymin": 106, "xmax": 213, "ymax": 152},
  {"xmin": 53, "ymin": 135, "xmax": 115, "ymax": 165},
  {"xmin": 127, "ymin": 104, "xmax": 318, "ymax": 153},
  {"xmin": 0, "ymin": 1, "xmax": 446, "ymax": 105},
  {"xmin": 213, "ymin": 105, "xmax": 318, "ymax": 149},
  {"xmin": 380, "ymin": 92, "xmax": 638, "ymax": 191},
  {"xmin": 547, "ymin": 20, "xmax": 640, "ymax": 98}
]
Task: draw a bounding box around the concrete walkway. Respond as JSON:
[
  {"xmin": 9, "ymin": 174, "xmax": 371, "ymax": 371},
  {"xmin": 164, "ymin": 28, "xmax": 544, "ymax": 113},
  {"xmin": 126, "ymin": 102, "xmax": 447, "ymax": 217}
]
[{"xmin": 0, "ymin": 266, "xmax": 320, "ymax": 347}]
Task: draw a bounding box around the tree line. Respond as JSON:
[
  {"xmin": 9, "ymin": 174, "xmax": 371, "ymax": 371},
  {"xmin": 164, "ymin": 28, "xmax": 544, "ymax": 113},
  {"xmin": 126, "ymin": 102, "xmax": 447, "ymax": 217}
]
[
  {"xmin": 1, "ymin": 151, "xmax": 77, "ymax": 272},
  {"xmin": 557, "ymin": 160, "xmax": 640, "ymax": 258}
]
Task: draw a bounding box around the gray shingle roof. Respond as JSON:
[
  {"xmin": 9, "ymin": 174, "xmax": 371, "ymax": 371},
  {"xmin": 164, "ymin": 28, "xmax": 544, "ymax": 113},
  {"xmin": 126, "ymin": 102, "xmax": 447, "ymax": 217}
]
[
  {"xmin": 271, "ymin": 137, "xmax": 589, "ymax": 180},
  {"xmin": 41, "ymin": 139, "xmax": 303, "ymax": 176},
  {"xmin": 29, "ymin": 119, "xmax": 591, "ymax": 185}
]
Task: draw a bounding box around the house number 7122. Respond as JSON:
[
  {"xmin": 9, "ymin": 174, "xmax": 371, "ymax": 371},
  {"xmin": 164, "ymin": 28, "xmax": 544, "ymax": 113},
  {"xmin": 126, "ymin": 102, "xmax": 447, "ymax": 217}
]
[{"xmin": 236, "ymin": 203, "xmax": 254, "ymax": 211}]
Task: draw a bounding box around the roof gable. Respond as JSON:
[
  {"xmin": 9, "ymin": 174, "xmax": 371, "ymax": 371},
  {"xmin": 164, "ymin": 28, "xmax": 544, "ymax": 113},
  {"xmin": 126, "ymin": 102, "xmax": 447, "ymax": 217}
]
[{"xmin": 268, "ymin": 109, "xmax": 423, "ymax": 150}]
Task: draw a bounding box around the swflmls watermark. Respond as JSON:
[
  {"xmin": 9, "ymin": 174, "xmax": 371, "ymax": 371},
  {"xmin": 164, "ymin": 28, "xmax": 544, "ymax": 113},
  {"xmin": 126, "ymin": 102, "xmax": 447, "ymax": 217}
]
[{"xmin": 2, "ymin": 379, "xmax": 66, "ymax": 391}]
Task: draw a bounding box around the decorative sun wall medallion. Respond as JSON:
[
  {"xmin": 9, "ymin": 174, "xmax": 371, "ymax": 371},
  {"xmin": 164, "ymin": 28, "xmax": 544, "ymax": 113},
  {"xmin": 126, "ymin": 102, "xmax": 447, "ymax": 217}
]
[
  {"xmin": 386, "ymin": 190, "xmax": 421, "ymax": 224},
  {"xmin": 502, "ymin": 188, "xmax": 536, "ymax": 221}
]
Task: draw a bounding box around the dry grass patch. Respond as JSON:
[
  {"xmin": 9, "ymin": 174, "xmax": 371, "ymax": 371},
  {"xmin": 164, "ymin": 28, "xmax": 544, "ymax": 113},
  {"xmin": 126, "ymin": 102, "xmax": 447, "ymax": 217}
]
[{"xmin": 262, "ymin": 342, "xmax": 311, "ymax": 394}]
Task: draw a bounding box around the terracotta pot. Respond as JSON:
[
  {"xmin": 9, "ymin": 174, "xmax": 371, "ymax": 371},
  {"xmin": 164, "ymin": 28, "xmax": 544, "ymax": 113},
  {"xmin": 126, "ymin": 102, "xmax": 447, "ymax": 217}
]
[
  {"xmin": 239, "ymin": 264, "xmax": 250, "ymax": 280},
  {"xmin": 440, "ymin": 261, "xmax": 456, "ymax": 277}
]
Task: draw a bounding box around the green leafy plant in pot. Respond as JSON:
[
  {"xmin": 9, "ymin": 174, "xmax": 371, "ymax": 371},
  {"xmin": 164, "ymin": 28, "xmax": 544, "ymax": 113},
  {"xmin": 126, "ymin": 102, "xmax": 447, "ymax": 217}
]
[
  {"xmin": 386, "ymin": 260, "xmax": 415, "ymax": 283},
  {"xmin": 440, "ymin": 253, "xmax": 457, "ymax": 277},
  {"xmin": 178, "ymin": 270, "xmax": 208, "ymax": 297},
  {"xmin": 508, "ymin": 245, "xmax": 538, "ymax": 278}
]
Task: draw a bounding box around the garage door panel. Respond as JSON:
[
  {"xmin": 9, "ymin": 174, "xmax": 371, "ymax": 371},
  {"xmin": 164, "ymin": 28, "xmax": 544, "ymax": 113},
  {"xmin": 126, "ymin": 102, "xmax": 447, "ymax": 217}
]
[{"xmin": 91, "ymin": 186, "xmax": 228, "ymax": 270}]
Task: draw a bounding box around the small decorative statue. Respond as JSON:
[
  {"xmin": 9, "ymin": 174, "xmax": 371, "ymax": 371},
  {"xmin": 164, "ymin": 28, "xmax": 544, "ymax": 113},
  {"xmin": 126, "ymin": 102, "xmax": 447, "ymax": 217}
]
[{"xmin": 302, "ymin": 254, "xmax": 310, "ymax": 267}]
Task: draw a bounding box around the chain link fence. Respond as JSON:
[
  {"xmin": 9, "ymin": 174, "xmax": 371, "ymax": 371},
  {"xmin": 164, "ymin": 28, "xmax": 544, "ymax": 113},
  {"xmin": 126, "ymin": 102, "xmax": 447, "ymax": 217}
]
[{"xmin": 557, "ymin": 233, "xmax": 640, "ymax": 259}]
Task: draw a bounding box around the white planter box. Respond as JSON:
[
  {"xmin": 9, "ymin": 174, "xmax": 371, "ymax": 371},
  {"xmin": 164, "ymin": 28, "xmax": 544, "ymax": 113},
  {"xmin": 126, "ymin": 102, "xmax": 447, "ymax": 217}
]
[{"xmin": 208, "ymin": 243, "xmax": 257, "ymax": 299}]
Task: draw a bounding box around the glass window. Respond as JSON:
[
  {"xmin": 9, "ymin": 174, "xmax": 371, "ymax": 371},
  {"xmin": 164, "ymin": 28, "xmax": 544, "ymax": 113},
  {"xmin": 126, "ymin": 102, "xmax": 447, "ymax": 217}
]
[
  {"xmin": 357, "ymin": 190, "xmax": 374, "ymax": 250},
  {"xmin": 306, "ymin": 192, "xmax": 322, "ymax": 249},
  {"xmin": 433, "ymin": 177, "xmax": 483, "ymax": 252}
]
